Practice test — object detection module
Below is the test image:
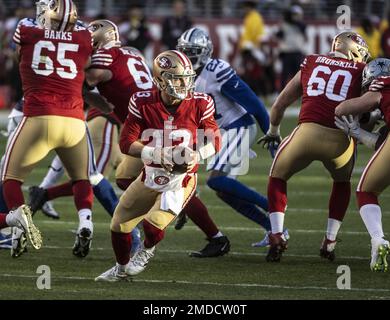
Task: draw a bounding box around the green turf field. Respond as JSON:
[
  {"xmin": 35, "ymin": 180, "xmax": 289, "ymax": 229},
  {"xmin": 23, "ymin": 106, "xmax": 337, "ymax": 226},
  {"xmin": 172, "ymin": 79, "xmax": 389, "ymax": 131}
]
[{"xmin": 0, "ymin": 116, "xmax": 389, "ymax": 300}]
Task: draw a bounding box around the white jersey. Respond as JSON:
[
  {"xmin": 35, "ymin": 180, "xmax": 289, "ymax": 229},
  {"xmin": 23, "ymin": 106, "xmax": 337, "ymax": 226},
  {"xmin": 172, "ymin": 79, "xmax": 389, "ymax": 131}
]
[{"xmin": 195, "ymin": 58, "xmax": 247, "ymax": 129}]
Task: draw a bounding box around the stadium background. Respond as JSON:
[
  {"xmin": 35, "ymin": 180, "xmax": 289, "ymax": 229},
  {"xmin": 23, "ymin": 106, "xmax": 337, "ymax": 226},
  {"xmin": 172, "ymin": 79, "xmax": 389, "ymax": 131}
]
[{"xmin": 0, "ymin": 0, "xmax": 389, "ymax": 300}]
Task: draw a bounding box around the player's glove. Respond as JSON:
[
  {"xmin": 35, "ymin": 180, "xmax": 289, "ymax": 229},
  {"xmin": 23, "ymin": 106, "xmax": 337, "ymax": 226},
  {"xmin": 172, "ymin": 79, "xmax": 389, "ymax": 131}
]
[
  {"xmin": 257, "ymin": 130, "xmax": 282, "ymax": 158},
  {"xmin": 334, "ymin": 115, "xmax": 360, "ymax": 139},
  {"xmin": 141, "ymin": 146, "xmax": 174, "ymax": 173}
]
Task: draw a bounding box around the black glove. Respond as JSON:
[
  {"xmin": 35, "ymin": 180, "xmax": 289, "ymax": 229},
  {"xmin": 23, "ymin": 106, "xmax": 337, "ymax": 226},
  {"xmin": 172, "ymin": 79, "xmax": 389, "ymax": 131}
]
[{"xmin": 257, "ymin": 131, "xmax": 282, "ymax": 158}]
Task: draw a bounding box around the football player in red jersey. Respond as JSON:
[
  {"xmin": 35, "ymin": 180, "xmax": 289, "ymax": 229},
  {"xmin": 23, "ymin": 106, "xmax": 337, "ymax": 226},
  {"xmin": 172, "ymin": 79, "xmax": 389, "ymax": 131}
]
[
  {"xmin": 335, "ymin": 58, "xmax": 390, "ymax": 272},
  {"xmin": 258, "ymin": 31, "xmax": 369, "ymax": 262},
  {"xmin": 95, "ymin": 50, "xmax": 221, "ymax": 281},
  {"xmin": 1, "ymin": 0, "xmax": 94, "ymax": 256}
]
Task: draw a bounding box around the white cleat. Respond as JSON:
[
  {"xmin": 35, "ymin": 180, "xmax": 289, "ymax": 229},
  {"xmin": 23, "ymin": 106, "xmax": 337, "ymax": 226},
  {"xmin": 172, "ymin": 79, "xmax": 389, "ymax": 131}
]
[
  {"xmin": 126, "ymin": 245, "xmax": 155, "ymax": 276},
  {"xmin": 370, "ymin": 238, "xmax": 390, "ymax": 272},
  {"xmin": 95, "ymin": 264, "xmax": 128, "ymax": 282},
  {"xmin": 11, "ymin": 227, "xmax": 27, "ymax": 257},
  {"xmin": 8, "ymin": 205, "xmax": 42, "ymax": 250},
  {"xmin": 41, "ymin": 201, "xmax": 60, "ymax": 220},
  {"xmin": 252, "ymin": 229, "xmax": 290, "ymax": 248}
]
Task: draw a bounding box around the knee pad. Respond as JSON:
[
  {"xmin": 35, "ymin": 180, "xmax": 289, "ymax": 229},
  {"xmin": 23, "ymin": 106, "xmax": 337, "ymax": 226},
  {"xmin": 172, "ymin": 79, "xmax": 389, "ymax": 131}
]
[{"xmin": 145, "ymin": 210, "xmax": 175, "ymax": 230}]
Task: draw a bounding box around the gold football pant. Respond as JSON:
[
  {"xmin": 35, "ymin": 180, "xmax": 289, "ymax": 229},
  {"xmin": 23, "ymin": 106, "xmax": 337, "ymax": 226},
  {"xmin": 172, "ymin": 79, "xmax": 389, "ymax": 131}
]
[
  {"xmin": 357, "ymin": 134, "xmax": 390, "ymax": 194},
  {"xmin": 2, "ymin": 116, "xmax": 89, "ymax": 182},
  {"xmin": 270, "ymin": 122, "xmax": 355, "ymax": 182},
  {"xmin": 87, "ymin": 116, "xmax": 121, "ymax": 178},
  {"xmin": 111, "ymin": 174, "xmax": 197, "ymax": 233}
]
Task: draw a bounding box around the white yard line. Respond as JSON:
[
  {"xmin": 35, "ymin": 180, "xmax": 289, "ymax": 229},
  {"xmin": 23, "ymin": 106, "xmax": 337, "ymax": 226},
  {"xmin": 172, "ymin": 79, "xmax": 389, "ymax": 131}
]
[
  {"xmin": 41, "ymin": 245, "xmax": 369, "ymax": 260},
  {"xmin": 0, "ymin": 272, "xmax": 388, "ymax": 294},
  {"xmin": 37, "ymin": 220, "xmax": 370, "ymax": 235}
]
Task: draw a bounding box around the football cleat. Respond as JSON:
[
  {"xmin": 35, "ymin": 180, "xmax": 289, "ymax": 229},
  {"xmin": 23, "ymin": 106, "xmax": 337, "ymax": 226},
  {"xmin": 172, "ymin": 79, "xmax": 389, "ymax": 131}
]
[
  {"xmin": 72, "ymin": 220, "xmax": 93, "ymax": 258},
  {"xmin": 266, "ymin": 232, "xmax": 288, "ymax": 262},
  {"xmin": 95, "ymin": 264, "xmax": 128, "ymax": 282},
  {"xmin": 126, "ymin": 245, "xmax": 155, "ymax": 276},
  {"xmin": 41, "ymin": 201, "xmax": 60, "ymax": 219},
  {"xmin": 28, "ymin": 186, "xmax": 48, "ymax": 214},
  {"xmin": 174, "ymin": 212, "xmax": 188, "ymax": 230},
  {"xmin": 11, "ymin": 227, "xmax": 27, "ymax": 257},
  {"xmin": 8, "ymin": 205, "xmax": 42, "ymax": 250},
  {"xmin": 252, "ymin": 229, "xmax": 290, "ymax": 248},
  {"xmin": 189, "ymin": 236, "xmax": 230, "ymax": 258},
  {"xmin": 370, "ymin": 238, "xmax": 390, "ymax": 272},
  {"xmin": 320, "ymin": 236, "xmax": 337, "ymax": 261}
]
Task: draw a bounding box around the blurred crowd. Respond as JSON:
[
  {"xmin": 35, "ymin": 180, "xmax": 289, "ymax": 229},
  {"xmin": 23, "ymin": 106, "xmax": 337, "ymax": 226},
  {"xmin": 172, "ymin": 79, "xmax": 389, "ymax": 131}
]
[{"xmin": 1, "ymin": 0, "xmax": 390, "ymax": 108}]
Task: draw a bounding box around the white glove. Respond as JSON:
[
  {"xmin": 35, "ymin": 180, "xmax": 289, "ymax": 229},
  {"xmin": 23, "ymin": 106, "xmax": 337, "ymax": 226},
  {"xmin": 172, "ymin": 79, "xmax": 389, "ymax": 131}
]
[{"xmin": 334, "ymin": 115, "xmax": 361, "ymax": 139}]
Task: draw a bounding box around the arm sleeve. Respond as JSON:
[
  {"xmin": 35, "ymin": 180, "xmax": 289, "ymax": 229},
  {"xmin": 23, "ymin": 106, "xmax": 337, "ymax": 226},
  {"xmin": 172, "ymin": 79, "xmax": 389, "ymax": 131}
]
[
  {"xmin": 220, "ymin": 74, "xmax": 270, "ymax": 134},
  {"xmin": 119, "ymin": 96, "xmax": 146, "ymax": 154},
  {"xmin": 90, "ymin": 50, "xmax": 114, "ymax": 70},
  {"xmin": 13, "ymin": 22, "xmax": 22, "ymax": 45},
  {"xmin": 199, "ymin": 97, "xmax": 221, "ymax": 153}
]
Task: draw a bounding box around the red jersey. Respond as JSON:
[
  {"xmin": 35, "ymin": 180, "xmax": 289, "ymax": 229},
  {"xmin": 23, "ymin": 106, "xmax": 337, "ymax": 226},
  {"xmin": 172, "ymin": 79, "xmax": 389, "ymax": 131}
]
[
  {"xmin": 369, "ymin": 76, "xmax": 390, "ymax": 127},
  {"xmin": 120, "ymin": 90, "xmax": 221, "ymax": 174},
  {"xmin": 299, "ymin": 54, "xmax": 365, "ymax": 128},
  {"xmin": 87, "ymin": 46, "xmax": 154, "ymax": 125},
  {"xmin": 13, "ymin": 18, "xmax": 93, "ymax": 120}
]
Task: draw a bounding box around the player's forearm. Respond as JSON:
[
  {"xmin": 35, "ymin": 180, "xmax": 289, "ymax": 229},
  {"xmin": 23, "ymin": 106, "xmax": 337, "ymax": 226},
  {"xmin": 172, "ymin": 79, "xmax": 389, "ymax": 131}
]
[
  {"xmin": 335, "ymin": 99, "xmax": 367, "ymax": 117},
  {"xmin": 269, "ymin": 72, "xmax": 302, "ymax": 130},
  {"xmin": 83, "ymin": 91, "xmax": 114, "ymax": 114},
  {"xmin": 126, "ymin": 141, "xmax": 145, "ymax": 158}
]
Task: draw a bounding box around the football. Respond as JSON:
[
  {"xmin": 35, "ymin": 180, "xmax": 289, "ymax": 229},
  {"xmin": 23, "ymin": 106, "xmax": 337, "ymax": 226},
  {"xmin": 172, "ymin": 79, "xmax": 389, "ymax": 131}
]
[{"xmin": 170, "ymin": 145, "xmax": 194, "ymax": 174}]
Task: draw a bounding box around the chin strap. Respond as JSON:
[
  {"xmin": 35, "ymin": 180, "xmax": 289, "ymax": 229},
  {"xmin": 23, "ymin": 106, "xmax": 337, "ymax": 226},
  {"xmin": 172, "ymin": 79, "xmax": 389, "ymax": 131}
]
[{"xmin": 329, "ymin": 51, "xmax": 350, "ymax": 60}]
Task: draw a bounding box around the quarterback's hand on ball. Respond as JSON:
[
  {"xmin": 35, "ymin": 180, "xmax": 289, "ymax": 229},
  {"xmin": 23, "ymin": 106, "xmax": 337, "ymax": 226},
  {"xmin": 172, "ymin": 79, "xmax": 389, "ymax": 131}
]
[
  {"xmin": 154, "ymin": 147, "xmax": 174, "ymax": 173},
  {"xmin": 257, "ymin": 131, "xmax": 282, "ymax": 158},
  {"xmin": 334, "ymin": 115, "xmax": 360, "ymax": 139}
]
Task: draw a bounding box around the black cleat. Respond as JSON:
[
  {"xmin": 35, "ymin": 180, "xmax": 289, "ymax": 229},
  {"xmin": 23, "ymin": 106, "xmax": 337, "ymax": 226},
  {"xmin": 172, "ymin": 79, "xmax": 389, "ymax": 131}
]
[
  {"xmin": 28, "ymin": 186, "xmax": 48, "ymax": 214},
  {"xmin": 266, "ymin": 233, "xmax": 288, "ymax": 262},
  {"xmin": 174, "ymin": 212, "xmax": 188, "ymax": 230},
  {"xmin": 189, "ymin": 236, "xmax": 230, "ymax": 258},
  {"xmin": 72, "ymin": 227, "xmax": 93, "ymax": 258}
]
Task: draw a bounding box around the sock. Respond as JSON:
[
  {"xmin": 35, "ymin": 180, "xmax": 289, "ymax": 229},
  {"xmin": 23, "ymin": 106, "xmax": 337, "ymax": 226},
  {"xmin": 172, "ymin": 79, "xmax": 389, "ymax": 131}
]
[
  {"xmin": 269, "ymin": 212, "xmax": 284, "ymax": 234},
  {"xmin": 326, "ymin": 218, "xmax": 342, "ymax": 241},
  {"xmin": 216, "ymin": 192, "xmax": 271, "ymax": 231},
  {"xmin": 182, "ymin": 196, "xmax": 219, "ymax": 238},
  {"xmin": 40, "ymin": 156, "xmax": 65, "ymax": 189},
  {"xmin": 0, "ymin": 213, "xmax": 8, "ymax": 228},
  {"xmin": 143, "ymin": 220, "xmax": 165, "ymax": 248},
  {"xmin": 93, "ymin": 178, "xmax": 119, "ymax": 216},
  {"xmin": 78, "ymin": 208, "xmax": 92, "ymax": 221},
  {"xmin": 207, "ymin": 176, "xmax": 268, "ymax": 211},
  {"xmin": 268, "ymin": 177, "xmax": 287, "ymax": 213},
  {"xmin": 116, "ymin": 178, "xmax": 136, "ymax": 191},
  {"xmin": 359, "ymin": 203, "xmax": 384, "ymax": 239},
  {"xmin": 0, "ymin": 183, "xmax": 9, "ymax": 212},
  {"xmin": 329, "ymin": 181, "xmax": 350, "ymax": 221},
  {"xmin": 3, "ymin": 179, "xmax": 24, "ymax": 209},
  {"xmin": 111, "ymin": 230, "xmax": 131, "ymax": 265},
  {"xmin": 46, "ymin": 181, "xmax": 73, "ymax": 200},
  {"xmin": 212, "ymin": 231, "xmax": 223, "ymax": 238},
  {"xmin": 72, "ymin": 180, "xmax": 93, "ymax": 211}
]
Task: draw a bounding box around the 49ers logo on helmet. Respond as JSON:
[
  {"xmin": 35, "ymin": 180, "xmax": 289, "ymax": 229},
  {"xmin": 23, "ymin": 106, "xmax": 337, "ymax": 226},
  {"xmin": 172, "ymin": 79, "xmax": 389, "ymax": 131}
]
[
  {"xmin": 158, "ymin": 56, "xmax": 172, "ymax": 69},
  {"xmin": 154, "ymin": 176, "xmax": 170, "ymax": 185},
  {"xmin": 351, "ymin": 34, "xmax": 367, "ymax": 47}
]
